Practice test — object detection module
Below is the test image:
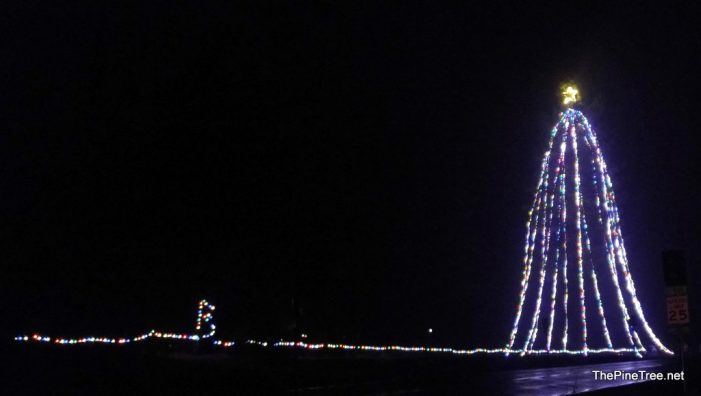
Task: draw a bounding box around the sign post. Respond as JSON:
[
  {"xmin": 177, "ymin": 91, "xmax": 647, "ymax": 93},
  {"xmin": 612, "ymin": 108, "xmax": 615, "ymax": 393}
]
[
  {"xmin": 663, "ymin": 250, "xmax": 690, "ymax": 330},
  {"xmin": 663, "ymin": 250, "xmax": 689, "ymax": 394},
  {"xmin": 666, "ymin": 293, "xmax": 689, "ymax": 326}
]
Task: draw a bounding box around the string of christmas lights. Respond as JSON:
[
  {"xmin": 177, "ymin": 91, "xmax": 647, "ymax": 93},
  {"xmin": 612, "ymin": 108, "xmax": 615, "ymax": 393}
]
[
  {"xmin": 545, "ymin": 137, "xmax": 567, "ymax": 351},
  {"xmin": 571, "ymin": 122, "xmax": 589, "ymax": 355},
  {"xmin": 506, "ymin": 125, "xmax": 558, "ymax": 355},
  {"xmin": 14, "ymin": 300, "xmax": 216, "ymax": 346},
  {"xmin": 585, "ymin": 126, "xmax": 670, "ymax": 354},
  {"xmin": 13, "ymin": 298, "xmax": 648, "ymax": 357},
  {"xmin": 524, "ymin": 126, "xmax": 567, "ymax": 354}
]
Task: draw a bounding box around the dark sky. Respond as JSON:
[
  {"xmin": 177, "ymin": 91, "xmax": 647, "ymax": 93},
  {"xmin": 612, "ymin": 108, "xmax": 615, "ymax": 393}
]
[{"xmin": 2, "ymin": 3, "xmax": 699, "ymax": 348}]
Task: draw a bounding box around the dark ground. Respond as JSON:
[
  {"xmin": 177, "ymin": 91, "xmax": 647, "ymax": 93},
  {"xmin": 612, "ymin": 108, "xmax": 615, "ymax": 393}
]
[{"xmin": 2, "ymin": 342, "xmax": 696, "ymax": 395}]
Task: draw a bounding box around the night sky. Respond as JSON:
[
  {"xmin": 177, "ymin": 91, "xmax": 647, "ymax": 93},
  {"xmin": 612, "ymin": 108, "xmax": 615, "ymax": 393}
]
[{"xmin": 2, "ymin": 3, "xmax": 699, "ymax": 348}]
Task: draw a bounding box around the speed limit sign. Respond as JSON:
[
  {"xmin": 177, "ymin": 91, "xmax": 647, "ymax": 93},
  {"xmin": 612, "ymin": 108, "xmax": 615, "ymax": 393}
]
[
  {"xmin": 663, "ymin": 251, "xmax": 689, "ymax": 328},
  {"xmin": 667, "ymin": 295, "xmax": 689, "ymax": 325}
]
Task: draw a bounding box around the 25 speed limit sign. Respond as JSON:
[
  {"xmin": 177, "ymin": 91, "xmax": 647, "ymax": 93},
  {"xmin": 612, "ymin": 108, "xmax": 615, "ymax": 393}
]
[{"xmin": 667, "ymin": 295, "xmax": 689, "ymax": 325}]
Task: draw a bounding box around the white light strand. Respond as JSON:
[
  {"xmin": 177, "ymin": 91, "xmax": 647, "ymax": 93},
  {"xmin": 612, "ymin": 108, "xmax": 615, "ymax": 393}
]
[
  {"xmin": 571, "ymin": 122, "xmax": 588, "ymax": 354},
  {"xmin": 583, "ymin": 128, "xmax": 635, "ymax": 348},
  {"xmin": 585, "ymin": 124, "xmax": 673, "ymax": 355},
  {"xmin": 524, "ymin": 124, "xmax": 568, "ymax": 353},
  {"xmin": 506, "ymin": 120, "xmax": 562, "ymax": 354},
  {"xmin": 560, "ymin": 122, "xmax": 570, "ymax": 351}
]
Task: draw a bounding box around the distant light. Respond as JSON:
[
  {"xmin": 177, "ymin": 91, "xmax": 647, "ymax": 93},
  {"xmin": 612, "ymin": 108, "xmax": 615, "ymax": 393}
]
[
  {"xmin": 301, "ymin": 333, "xmax": 308, "ymax": 339},
  {"xmin": 428, "ymin": 328, "xmax": 433, "ymax": 334}
]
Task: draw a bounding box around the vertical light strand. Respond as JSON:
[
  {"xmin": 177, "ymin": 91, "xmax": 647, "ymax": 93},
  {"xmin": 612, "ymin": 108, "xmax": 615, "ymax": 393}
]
[
  {"xmin": 581, "ymin": 212, "xmax": 613, "ymax": 348},
  {"xmin": 196, "ymin": 300, "xmax": 204, "ymax": 332},
  {"xmin": 560, "ymin": 119, "xmax": 570, "ymax": 350},
  {"xmin": 545, "ymin": 129, "xmax": 568, "ymax": 350},
  {"xmin": 506, "ymin": 164, "xmax": 546, "ymax": 352},
  {"xmin": 586, "ymin": 142, "xmax": 604, "ymax": 226},
  {"xmin": 526, "ymin": 125, "xmax": 568, "ymax": 352},
  {"xmin": 570, "ymin": 116, "xmax": 587, "ymax": 354},
  {"xmin": 575, "ymin": 113, "xmax": 612, "ymax": 348},
  {"xmin": 608, "ymin": 194, "xmax": 651, "ymax": 351},
  {"xmin": 545, "ymin": 240, "xmax": 560, "ymax": 351},
  {"xmin": 506, "ymin": 121, "xmax": 562, "ymax": 353},
  {"xmin": 521, "ymin": 192, "xmax": 552, "ymax": 352},
  {"xmin": 600, "ymin": 167, "xmax": 644, "ymax": 353},
  {"xmin": 582, "ymin": 122, "xmax": 635, "ymax": 347},
  {"xmin": 584, "ymin": 126, "xmax": 615, "ymax": 349},
  {"xmin": 587, "ymin": 128, "xmax": 673, "ymax": 354},
  {"xmin": 545, "ymin": 180, "xmax": 563, "ymax": 350},
  {"xmin": 526, "ymin": 172, "xmax": 559, "ymax": 352},
  {"xmin": 522, "ymin": 154, "xmax": 557, "ymax": 353}
]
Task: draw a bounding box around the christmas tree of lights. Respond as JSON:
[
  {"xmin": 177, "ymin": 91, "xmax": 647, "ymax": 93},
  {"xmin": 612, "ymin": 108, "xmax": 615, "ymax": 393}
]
[{"xmin": 505, "ymin": 85, "xmax": 673, "ymax": 356}]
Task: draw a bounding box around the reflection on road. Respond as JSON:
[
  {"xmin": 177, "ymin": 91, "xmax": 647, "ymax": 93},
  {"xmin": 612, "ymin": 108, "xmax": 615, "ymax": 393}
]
[{"xmin": 508, "ymin": 359, "xmax": 670, "ymax": 395}]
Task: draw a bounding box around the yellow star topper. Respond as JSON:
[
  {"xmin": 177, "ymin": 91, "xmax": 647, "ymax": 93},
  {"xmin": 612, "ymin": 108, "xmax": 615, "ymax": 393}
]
[{"xmin": 562, "ymin": 85, "xmax": 579, "ymax": 106}]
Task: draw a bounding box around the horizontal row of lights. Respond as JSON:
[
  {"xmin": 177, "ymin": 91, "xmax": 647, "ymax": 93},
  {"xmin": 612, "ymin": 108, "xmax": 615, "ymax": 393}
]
[
  {"xmin": 12, "ymin": 298, "xmax": 650, "ymax": 356},
  {"xmin": 15, "ymin": 330, "xmax": 203, "ymax": 345},
  {"xmin": 13, "ymin": 333, "xmax": 641, "ymax": 356},
  {"xmin": 252, "ymin": 341, "xmax": 639, "ymax": 355},
  {"xmin": 15, "ymin": 300, "xmax": 216, "ymax": 346}
]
